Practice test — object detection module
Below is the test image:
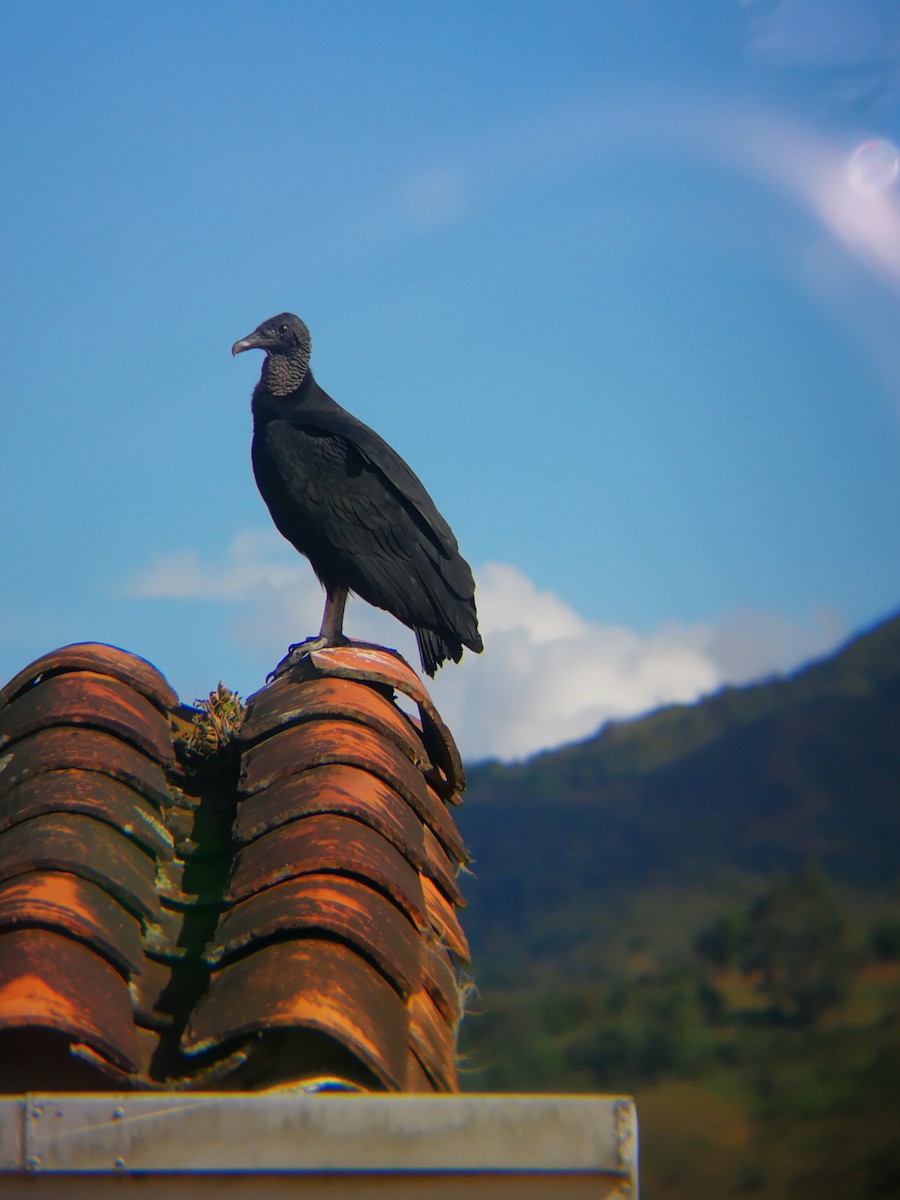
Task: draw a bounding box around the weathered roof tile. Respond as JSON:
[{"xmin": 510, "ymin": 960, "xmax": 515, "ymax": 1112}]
[
  {"xmin": 0, "ymin": 769, "xmax": 174, "ymax": 859},
  {"xmin": 0, "ymin": 928, "xmax": 140, "ymax": 1072},
  {"xmin": 239, "ymin": 675, "xmax": 431, "ymax": 769},
  {"xmin": 241, "ymin": 722, "xmax": 466, "ymax": 861},
  {"xmin": 0, "ymin": 641, "xmax": 470, "ymax": 1093},
  {"xmin": 304, "ymin": 645, "xmax": 466, "ymax": 798},
  {"xmin": 0, "ymin": 643, "xmax": 179, "ymax": 714},
  {"xmin": 422, "ymin": 874, "xmax": 471, "ymax": 964},
  {"xmin": 0, "ymin": 813, "xmax": 163, "ymax": 925},
  {"xmin": 226, "ymin": 812, "xmax": 428, "ymax": 927},
  {"xmin": 0, "ymin": 727, "xmax": 173, "ymax": 808},
  {"xmin": 0, "ymin": 872, "xmax": 146, "ymax": 979},
  {"xmin": 422, "ymin": 941, "xmax": 464, "ymax": 1027},
  {"xmin": 206, "ymin": 874, "xmax": 423, "ymax": 998},
  {"xmin": 232, "ymin": 763, "xmax": 425, "ymax": 858},
  {"xmin": 408, "ymin": 985, "xmax": 459, "ymax": 1092},
  {"xmin": 0, "ymin": 671, "xmax": 176, "ymax": 764},
  {"xmin": 183, "ymin": 940, "xmax": 410, "ymax": 1092}
]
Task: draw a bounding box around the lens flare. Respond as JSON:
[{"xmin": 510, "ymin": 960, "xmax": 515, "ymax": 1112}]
[{"xmin": 847, "ymin": 138, "xmax": 899, "ymax": 198}]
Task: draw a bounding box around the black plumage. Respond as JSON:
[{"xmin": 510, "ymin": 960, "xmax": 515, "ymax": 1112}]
[{"xmin": 232, "ymin": 313, "xmax": 483, "ymax": 677}]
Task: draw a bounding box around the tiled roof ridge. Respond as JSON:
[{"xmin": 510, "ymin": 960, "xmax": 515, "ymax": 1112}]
[{"xmin": 0, "ymin": 642, "xmax": 470, "ymax": 1093}]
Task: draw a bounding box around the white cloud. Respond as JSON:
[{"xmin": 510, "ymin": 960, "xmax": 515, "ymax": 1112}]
[
  {"xmin": 390, "ymin": 89, "xmax": 900, "ymax": 422},
  {"xmin": 549, "ymin": 91, "xmax": 900, "ymax": 297},
  {"xmin": 703, "ymin": 605, "xmax": 846, "ymax": 681},
  {"xmin": 429, "ymin": 564, "xmax": 843, "ymax": 761},
  {"xmin": 727, "ymin": 115, "xmax": 900, "ymax": 293},
  {"xmin": 124, "ymin": 533, "xmax": 847, "ymax": 763},
  {"xmin": 472, "ymin": 562, "xmax": 588, "ymax": 642},
  {"xmin": 126, "ymin": 529, "xmax": 305, "ymax": 601}
]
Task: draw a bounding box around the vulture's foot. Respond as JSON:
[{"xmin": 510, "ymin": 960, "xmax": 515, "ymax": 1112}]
[{"xmin": 267, "ymin": 634, "xmax": 349, "ymax": 683}]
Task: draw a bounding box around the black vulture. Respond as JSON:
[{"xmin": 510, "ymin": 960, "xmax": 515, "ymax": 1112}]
[{"xmin": 232, "ymin": 312, "xmax": 483, "ymax": 677}]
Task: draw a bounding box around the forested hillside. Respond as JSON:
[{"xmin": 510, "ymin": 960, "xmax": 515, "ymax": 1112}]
[{"xmin": 456, "ymin": 611, "xmax": 900, "ymax": 1199}]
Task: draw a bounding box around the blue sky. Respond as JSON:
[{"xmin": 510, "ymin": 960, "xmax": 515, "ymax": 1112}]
[{"xmin": 3, "ymin": 1, "xmax": 900, "ymax": 759}]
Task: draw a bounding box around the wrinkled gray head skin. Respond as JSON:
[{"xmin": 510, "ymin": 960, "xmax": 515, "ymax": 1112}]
[{"xmin": 232, "ymin": 312, "xmax": 312, "ymax": 395}]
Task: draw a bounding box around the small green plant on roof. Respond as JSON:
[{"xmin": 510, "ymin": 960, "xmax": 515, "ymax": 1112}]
[{"xmin": 186, "ymin": 682, "xmax": 246, "ymax": 755}]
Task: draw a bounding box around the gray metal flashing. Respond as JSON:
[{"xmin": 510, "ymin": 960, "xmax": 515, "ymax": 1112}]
[{"xmin": 0, "ymin": 1092, "xmax": 637, "ymax": 1194}]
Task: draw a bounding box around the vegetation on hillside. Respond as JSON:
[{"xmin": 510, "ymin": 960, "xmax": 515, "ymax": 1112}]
[{"xmin": 455, "ymin": 611, "xmax": 900, "ymax": 1199}]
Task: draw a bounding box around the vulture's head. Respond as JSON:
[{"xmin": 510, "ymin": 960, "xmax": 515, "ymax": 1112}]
[
  {"xmin": 232, "ymin": 312, "xmax": 312, "ymax": 394},
  {"xmin": 232, "ymin": 312, "xmax": 311, "ymax": 360}
]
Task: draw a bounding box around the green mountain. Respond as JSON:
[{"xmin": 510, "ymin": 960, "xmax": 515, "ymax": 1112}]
[
  {"xmin": 455, "ymin": 611, "xmax": 900, "ymax": 1198},
  {"xmin": 457, "ymin": 608, "xmax": 900, "ymax": 972}
]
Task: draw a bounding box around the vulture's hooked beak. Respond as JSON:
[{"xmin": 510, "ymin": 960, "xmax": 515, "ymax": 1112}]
[{"xmin": 231, "ymin": 330, "xmax": 269, "ymax": 356}]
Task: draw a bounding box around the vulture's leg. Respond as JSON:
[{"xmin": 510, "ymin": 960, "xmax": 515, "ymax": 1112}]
[
  {"xmin": 270, "ymin": 584, "xmax": 350, "ymax": 681},
  {"xmin": 318, "ymin": 584, "xmax": 349, "ymax": 646}
]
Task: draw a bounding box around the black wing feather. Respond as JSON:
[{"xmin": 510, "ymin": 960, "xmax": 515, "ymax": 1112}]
[{"xmin": 251, "ymin": 370, "xmax": 482, "ymax": 672}]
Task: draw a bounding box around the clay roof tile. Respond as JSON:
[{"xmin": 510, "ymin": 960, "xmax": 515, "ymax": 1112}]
[{"xmin": 0, "ymin": 642, "xmax": 470, "ymax": 1093}]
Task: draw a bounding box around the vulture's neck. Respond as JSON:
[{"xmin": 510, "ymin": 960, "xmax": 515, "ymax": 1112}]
[{"xmin": 263, "ymin": 350, "xmax": 310, "ymax": 397}]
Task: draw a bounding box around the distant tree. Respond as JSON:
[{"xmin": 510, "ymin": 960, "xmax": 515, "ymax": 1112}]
[
  {"xmin": 695, "ymin": 907, "xmax": 750, "ymax": 968},
  {"xmin": 740, "ymin": 865, "xmax": 852, "ymax": 1026},
  {"xmin": 870, "ymin": 919, "xmax": 900, "ymax": 962}
]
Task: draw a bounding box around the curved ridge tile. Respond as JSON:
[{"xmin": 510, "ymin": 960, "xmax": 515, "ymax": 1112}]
[
  {"xmin": 235, "ymin": 763, "xmax": 462, "ymax": 903},
  {"xmin": 206, "ymin": 873, "xmax": 422, "ymax": 998},
  {"xmin": 240, "ymin": 675, "xmax": 430, "ymax": 770},
  {"xmin": 0, "ymin": 727, "xmax": 173, "ymax": 808},
  {"xmin": 183, "ymin": 939, "xmax": 409, "ymax": 1091},
  {"xmin": 0, "ymin": 671, "xmax": 176, "ymax": 764},
  {"xmin": 422, "ymin": 875, "xmax": 471, "ymax": 964},
  {"xmin": 0, "ymin": 769, "xmax": 174, "ymax": 859},
  {"xmin": 128, "ymin": 953, "xmax": 181, "ymax": 1032},
  {"xmin": 422, "ymin": 941, "xmax": 464, "ymax": 1028},
  {"xmin": 235, "ymin": 759, "xmax": 425, "ymax": 852},
  {"xmin": 408, "ymin": 985, "xmax": 458, "ymax": 1092},
  {"xmin": 226, "ymin": 813, "xmax": 426, "ymax": 927},
  {"xmin": 0, "ymin": 643, "xmax": 178, "ymax": 715},
  {"xmin": 306, "ymin": 645, "xmax": 466, "ymax": 797},
  {"xmin": 0, "ymin": 813, "xmax": 163, "ymax": 924},
  {"xmin": 0, "ymin": 928, "xmax": 139, "ymax": 1073},
  {"xmin": 406, "ymin": 1048, "xmax": 439, "ymax": 1092},
  {"xmin": 421, "ymin": 825, "xmax": 465, "ymax": 906},
  {"xmin": 0, "ymin": 871, "xmax": 145, "ymax": 979},
  {"xmin": 240, "ymin": 720, "xmax": 467, "ymax": 863}
]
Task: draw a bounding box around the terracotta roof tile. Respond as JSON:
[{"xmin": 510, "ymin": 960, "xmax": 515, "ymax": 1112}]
[
  {"xmin": 233, "ymin": 763, "xmax": 423, "ymax": 857},
  {"xmin": 303, "ymin": 645, "xmax": 465, "ymax": 797},
  {"xmin": 0, "ymin": 671, "xmax": 176, "ymax": 764},
  {"xmin": 238, "ymin": 675, "xmax": 431, "ymax": 769},
  {"xmin": 422, "ymin": 823, "xmax": 466, "ymax": 906},
  {"xmin": 0, "ymin": 641, "xmax": 470, "ymax": 1093},
  {"xmin": 422, "ymin": 941, "xmax": 463, "ymax": 1025},
  {"xmin": 0, "ymin": 928, "xmax": 140, "ymax": 1073},
  {"xmin": 0, "ymin": 769, "xmax": 174, "ymax": 859},
  {"xmin": 0, "ymin": 643, "xmax": 179, "ymax": 714},
  {"xmin": 128, "ymin": 952, "xmax": 180, "ymax": 1032},
  {"xmin": 408, "ymin": 985, "xmax": 459, "ymax": 1092},
  {"xmin": 226, "ymin": 812, "xmax": 428, "ymax": 926},
  {"xmin": 205, "ymin": 874, "xmax": 423, "ymax": 998},
  {"xmin": 239, "ymin": 717, "xmax": 467, "ymax": 862},
  {"xmin": 184, "ymin": 939, "xmax": 411, "ymax": 1091},
  {"xmin": 0, "ymin": 813, "xmax": 164, "ymax": 924},
  {"xmin": 422, "ymin": 874, "xmax": 471, "ymax": 964},
  {"xmin": 0, "ymin": 872, "xmax": 146, "ymax": 978},
  {"xmin": 0, "ymin": 727, "xmax": 174, "ymax": 807}
]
